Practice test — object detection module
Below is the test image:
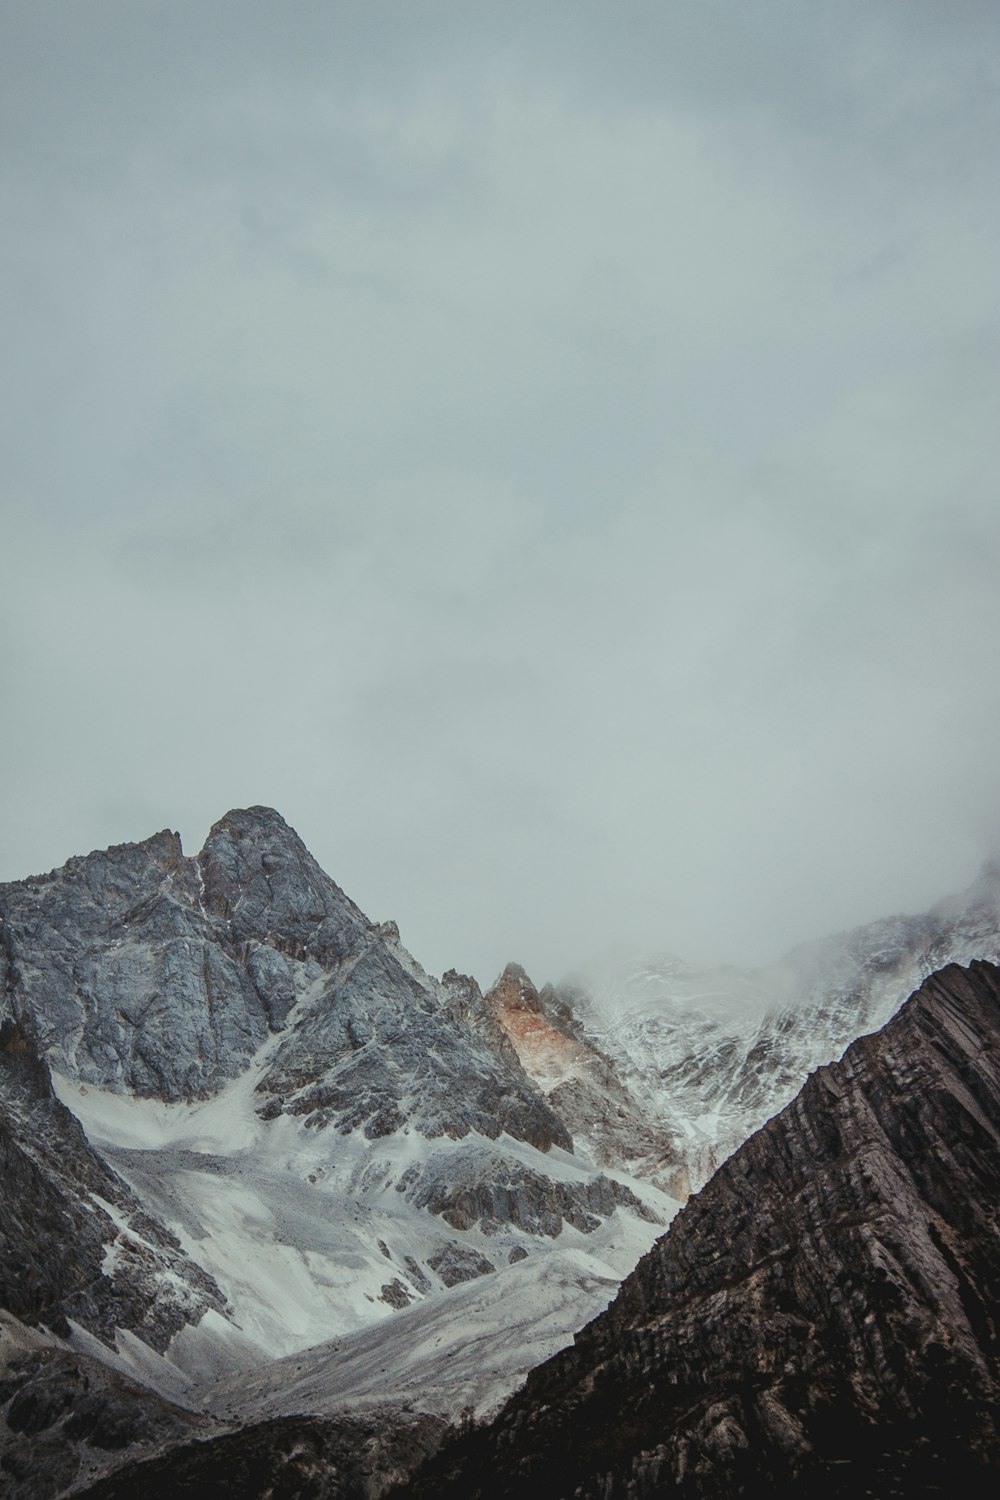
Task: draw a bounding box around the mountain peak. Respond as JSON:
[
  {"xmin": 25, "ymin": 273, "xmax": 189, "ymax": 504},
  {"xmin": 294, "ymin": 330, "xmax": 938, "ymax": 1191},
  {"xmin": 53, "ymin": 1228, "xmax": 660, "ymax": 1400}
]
[
  {"xmin": 490, "ymin": 963, "xmax": 541, "ymax": 1008},
  {"xmin": 198, "ymin": 805, "xmax": 370, "ymax": 961},
  {"xmin": 203, "ymin": 805, "xmax": 299, "ymax": 846}
]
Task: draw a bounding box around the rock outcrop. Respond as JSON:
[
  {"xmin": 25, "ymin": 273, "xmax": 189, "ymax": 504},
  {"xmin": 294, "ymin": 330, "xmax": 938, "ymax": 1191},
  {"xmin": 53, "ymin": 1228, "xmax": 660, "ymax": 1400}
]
[
  {"xmin": 399, "ymin": 961, "xmax": 1000, "ymax": 1497},
  {"xmin": 198, "ymin": 806, "xmax": 372, "ymax": 971},
  {"xmin": 254, "ymin": 943, "xmax": 572, "ymax": 1153},
  {"xmin": 73, "ymin": 1408, "xmax": 449, "ymax": 1500},
  {"xmin": 0, "ymin": 1312, "xmax": 205, "ymax": 1500},
  {"xmin": 406, "ymin": 1149, "xmax": 659, "ymax": 1238},
  {"xmin": 0, "ymin": 821, "xmax": 284, "ymax": 1099},
  {"xmin": 484, "ymin": 964, "xmax": 686, "ymax": 1196}
]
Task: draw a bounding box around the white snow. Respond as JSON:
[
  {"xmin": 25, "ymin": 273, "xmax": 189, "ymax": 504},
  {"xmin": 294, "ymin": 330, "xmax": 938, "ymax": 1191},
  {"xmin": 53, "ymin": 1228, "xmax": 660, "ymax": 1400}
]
[
  {"xmin": 45, "ymin": 959, "xmax": 685, "ymax": 1421},
  {"xmin": 203, "ymin": 1209, "xmax": 671, "ymax": 1424},
  {"xmin": 54, "ymin": 1017, "xmax": 678, "ymax": 1383},
  {"xmin": 54, "ymin": 967, "xmax": 345, "ymax": 1152}
]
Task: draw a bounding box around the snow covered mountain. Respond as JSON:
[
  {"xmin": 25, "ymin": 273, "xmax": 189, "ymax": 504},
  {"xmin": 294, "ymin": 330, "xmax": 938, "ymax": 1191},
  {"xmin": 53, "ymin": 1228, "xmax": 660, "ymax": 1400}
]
[
  {"xmin": 480, "ymin": 963, "xmax": 687, "ymax": 1197},
  {"xmin": 4, "ymin": 807, "xmax": 1000, "ymax": 1496},
  {"xmin": 0, "ymin": 808, "xmax": 672, "ymax": 1496}
]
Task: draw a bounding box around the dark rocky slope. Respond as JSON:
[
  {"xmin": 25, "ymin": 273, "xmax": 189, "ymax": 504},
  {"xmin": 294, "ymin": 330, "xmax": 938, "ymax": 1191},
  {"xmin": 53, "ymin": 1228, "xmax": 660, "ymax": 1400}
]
[
  {"xmin": 0, "ymin": 1312, "xmax": 205, "ymax": 1500},
  {"xmin": 398, "ymin": 961, "xmax": 1000, "ymax": 1498},
  {"xmin": 0, "ymin": 1016, "xmax": 226, "ymax": 1351},
  {"xmin": 73, "ymin": 1408, "xmax": 449, "ymax": 1500}
]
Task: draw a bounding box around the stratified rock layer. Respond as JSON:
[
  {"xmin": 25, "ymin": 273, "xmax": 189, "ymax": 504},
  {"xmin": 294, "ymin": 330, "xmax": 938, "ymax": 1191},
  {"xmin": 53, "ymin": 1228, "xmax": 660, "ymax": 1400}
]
[{"xmin": 399, "ymin": 961, "xmax": 1000, "ymax": 1498}]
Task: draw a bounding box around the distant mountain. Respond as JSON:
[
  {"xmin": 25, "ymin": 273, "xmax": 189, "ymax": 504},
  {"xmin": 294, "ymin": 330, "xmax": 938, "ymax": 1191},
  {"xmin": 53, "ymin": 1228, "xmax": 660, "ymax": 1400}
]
[
  {"xmin": 563, "ymin": 861, "xmax": 1000, "ymax": 1188},
  {"xmin": 398, "ymin": 960, "xmax": 1000, "ymax": 1498}
]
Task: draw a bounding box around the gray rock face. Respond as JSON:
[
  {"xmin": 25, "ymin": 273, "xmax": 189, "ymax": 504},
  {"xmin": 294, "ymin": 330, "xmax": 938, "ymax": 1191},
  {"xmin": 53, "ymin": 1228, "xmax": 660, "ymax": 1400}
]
[
  {"xmin": 426, "ymin": 1245, "xmax": 497, "ymax": 1288},
  {"xmin": 379, "ymin": 1278, "xmax": 414, "ymax": 1308},
  {"xmin": 0, "ymin": 807, "xmax": 377, "ymax": 1102},
  {"xmin": 0, "ymin": 808, "xmax": 573, "ymax": 1161},
  {"xmin": 198, "ymin": 806, "xmax": 372, "ymax": 967},
  {"xmin": 0, "ymin": 827, "xmax": 268, "ymax": 1099},
  {"xmin": 402, "ymin": 1145, "xmax": 660, "ymax": 1238},
  {"xmin": 440, "ymin": 969, "xmax": 524, "ymax": 1072},
  {"xmin": 255, "ymin": 943, "xmax": 572, "ymax": 1152},
  {"xmin": 401, "ymin": 961, "xmax": 1000, "ymax": 1498}
]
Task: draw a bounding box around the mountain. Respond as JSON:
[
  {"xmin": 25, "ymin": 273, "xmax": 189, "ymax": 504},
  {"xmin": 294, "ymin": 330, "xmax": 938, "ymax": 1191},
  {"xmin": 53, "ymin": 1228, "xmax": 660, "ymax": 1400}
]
[
  {"xmin": 0, "ymin": 1008, "xmax": 226, "ymax": 1351},
  {"xmin": 397, "ymin": 959, "xmax": 1000, "ymax": 1498},
  {"xmin": 4, "ymin": 809, "xmax": 1000, "ymax": 1496}
]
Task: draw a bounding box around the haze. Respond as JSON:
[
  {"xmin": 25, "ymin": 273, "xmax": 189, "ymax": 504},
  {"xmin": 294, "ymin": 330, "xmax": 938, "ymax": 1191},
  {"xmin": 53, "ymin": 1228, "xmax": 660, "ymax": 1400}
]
[{"xmin": 3, "ymin": 3, "xmax": 1000, "ymax": 988}]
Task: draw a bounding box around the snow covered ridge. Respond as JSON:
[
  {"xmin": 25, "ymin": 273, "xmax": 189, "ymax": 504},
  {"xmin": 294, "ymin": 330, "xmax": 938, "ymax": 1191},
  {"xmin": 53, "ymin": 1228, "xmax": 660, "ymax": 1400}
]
[{"xmin": 564, "ymin": 858, "xmax": 1000, "ymax": 1186}]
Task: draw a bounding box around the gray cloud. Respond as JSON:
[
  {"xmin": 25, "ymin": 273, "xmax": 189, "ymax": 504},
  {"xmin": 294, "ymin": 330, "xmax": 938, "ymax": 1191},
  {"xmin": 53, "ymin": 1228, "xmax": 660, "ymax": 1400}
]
[{"xmin": 3, "ymin": 3, "xmax": 1000, "ymax": 987}]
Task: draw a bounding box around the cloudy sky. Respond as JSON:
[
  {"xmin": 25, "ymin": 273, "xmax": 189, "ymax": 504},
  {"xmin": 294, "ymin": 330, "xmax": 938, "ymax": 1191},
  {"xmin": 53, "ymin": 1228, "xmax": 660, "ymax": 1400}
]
[{"xmin": 3, "ymin": 2, "xmax": 999, "ymax": 986}]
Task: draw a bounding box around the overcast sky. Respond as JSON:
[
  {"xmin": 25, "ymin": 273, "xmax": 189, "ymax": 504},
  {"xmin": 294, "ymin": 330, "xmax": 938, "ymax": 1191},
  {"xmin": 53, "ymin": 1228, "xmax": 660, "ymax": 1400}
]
[{"xmin": 3, "ymin": 2, "xmax": 1000, "ymax": 987}]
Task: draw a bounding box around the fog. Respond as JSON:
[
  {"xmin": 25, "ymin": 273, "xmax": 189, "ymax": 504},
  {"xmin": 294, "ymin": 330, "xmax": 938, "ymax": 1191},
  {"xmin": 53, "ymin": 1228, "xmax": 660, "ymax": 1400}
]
[{"xmin": 3, "ymin": 3, "xmax": 1000, "ymax": 987}]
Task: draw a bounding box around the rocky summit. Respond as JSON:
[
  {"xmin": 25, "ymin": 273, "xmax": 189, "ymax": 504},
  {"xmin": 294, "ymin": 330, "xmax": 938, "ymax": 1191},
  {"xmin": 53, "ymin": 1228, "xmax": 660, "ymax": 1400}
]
[
  {"xmin": 483, "ymin": 964, "xmax": 688, "ymax": 1197},
  {"xmin": 3, "ymin": 809, "xmax": 1000, "ymax": 1496}
]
